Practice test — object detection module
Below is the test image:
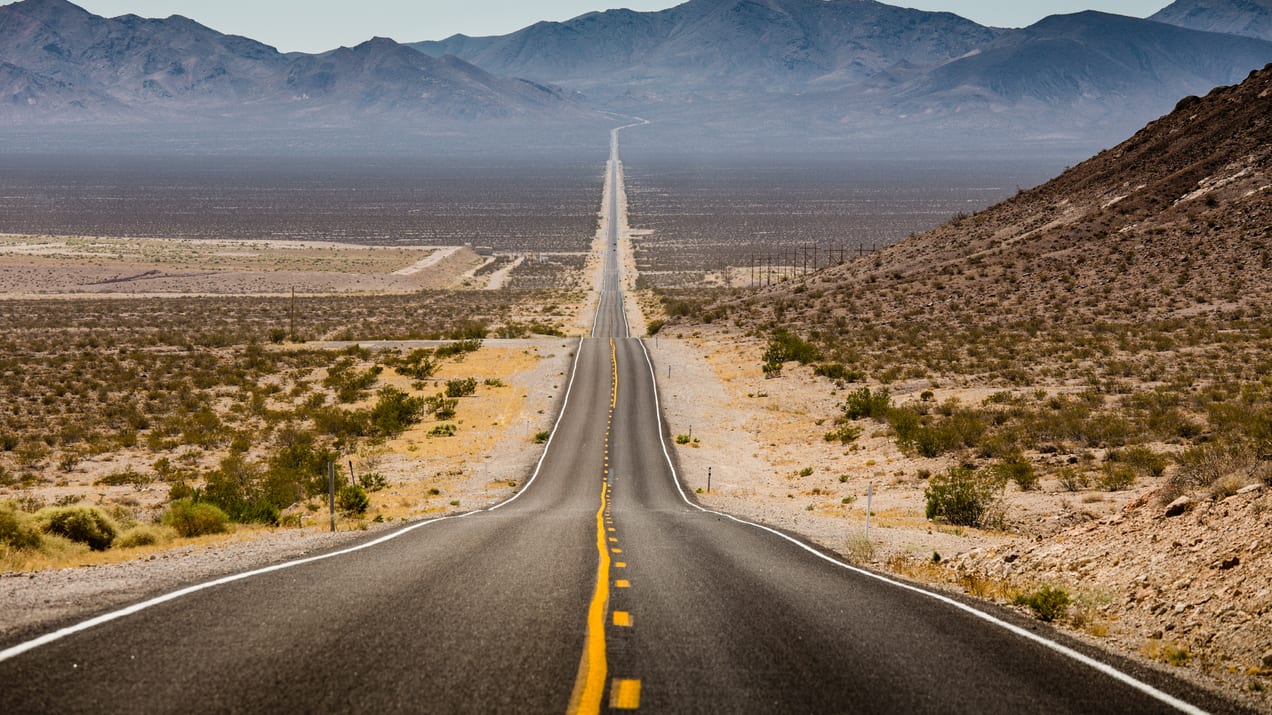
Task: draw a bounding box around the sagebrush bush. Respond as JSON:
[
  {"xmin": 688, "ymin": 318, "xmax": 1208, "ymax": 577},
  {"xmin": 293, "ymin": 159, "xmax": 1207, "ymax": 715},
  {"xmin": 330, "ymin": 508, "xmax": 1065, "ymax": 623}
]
[
  {"xmin": 0, "ymin": 503, "xmax": 43, "ymax": 550},
  {"xmin": 445, "ymin": 378, "xmax": 478, "ymax": 399},
  {"xmin": 1108, "ymin": 445, "xmax": 1168, "ymax": 477},
  {"xmin": 115, "ymin": 524, "xmax": 176, "ymax": 549},
  {"xmin": 163, "ymin": 500, "xmax": 229, "ymax": 537},
  {"xmin": 990, "ymin": 455, "xmax": 1038, "ymax": 491},
  {"xmin": 843, "ymin": 387, "xmax": 892, "ymax": 421},
  {"xmin": 1173, "ymin": 441, "xmax": 1252, "ymax": 490},
  {"xmin": 35, "ymin": 505, "xmax": 119, "ymax": 551},
  {"xmin": 924, "ymin": 466, "xmax": 1002, "ymax": 527},
  {"xmin": 1014, "ymin": 586, "xmax": 1071, "ymax": 622},
  {"xmin": 1098, "ymin": 464, "xmax": 1137, "ymax": 491},
  {"xmin": 337, "ymin": 485, "xmax": 370, "ymax": 516},
  {"xmin": 370, "ymin": 387, "xmax": 426, "ymax": 437},
  {"xmin": 763, "ymin": 329, "xmax": 820, "ymax": 366}
]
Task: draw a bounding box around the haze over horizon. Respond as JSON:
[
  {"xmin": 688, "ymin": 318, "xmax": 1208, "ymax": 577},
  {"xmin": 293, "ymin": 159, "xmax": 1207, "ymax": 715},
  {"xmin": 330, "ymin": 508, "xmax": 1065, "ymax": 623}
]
[{"xmin": 57, "ymin": 0, "xmax": 1172, "ymax": 53}]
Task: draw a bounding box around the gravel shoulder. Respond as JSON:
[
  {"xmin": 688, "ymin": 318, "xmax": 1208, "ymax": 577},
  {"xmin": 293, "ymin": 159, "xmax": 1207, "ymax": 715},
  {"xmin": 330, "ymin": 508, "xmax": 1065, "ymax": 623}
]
[{"xmin": 646, "ymin": 324, "xmax": 1272, "ymax": 711}]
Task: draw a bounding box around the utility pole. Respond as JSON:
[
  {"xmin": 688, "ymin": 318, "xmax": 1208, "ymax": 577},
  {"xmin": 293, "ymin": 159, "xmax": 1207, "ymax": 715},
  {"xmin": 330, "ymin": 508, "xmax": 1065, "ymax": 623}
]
[
  {"xmin": 328, "ymin": 461, "xmax": 336, "ymax": 533},
  {"xmin": 289, "ymin": 287, "xmax": 295, "ymax": 340}
]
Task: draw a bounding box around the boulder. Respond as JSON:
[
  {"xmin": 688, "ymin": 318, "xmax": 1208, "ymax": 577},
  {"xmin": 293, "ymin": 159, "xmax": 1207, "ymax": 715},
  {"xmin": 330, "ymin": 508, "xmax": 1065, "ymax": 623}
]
[{"xmin": 1164, "ymin": 496, "xmax": 1192, "ymax": 517}]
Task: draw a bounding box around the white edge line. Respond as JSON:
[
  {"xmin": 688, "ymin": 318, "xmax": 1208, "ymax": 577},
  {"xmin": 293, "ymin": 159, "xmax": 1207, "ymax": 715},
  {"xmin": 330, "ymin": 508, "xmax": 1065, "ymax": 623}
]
[
  {"xmin": 489, "ymin": 336, "xmax": 585, "ymax": 510},
  {"xmin": 2, "ymin": 337, "xmax": 587, "ymax": 663},
  {"xmin": 634, "ymin": 338, "xmax": 1207, "ymax": 715},
  {"xmin": 0, "ymin": 509, "xmax": 477, "ymax": 664}
]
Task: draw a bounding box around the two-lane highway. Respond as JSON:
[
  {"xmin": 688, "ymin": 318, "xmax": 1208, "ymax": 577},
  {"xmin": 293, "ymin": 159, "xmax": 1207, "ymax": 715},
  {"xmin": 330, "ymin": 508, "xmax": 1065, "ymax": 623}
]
[{"xmin": 0, "ymin": 127, "xmax": 1249, "ymax": 714}]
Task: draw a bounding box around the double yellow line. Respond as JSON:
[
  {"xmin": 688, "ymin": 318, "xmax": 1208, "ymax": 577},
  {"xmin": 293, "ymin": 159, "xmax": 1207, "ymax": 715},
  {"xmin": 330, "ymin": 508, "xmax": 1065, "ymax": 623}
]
[{"xmin": 567, "ymin": 338, "xmax": 619, "ymax": 714}]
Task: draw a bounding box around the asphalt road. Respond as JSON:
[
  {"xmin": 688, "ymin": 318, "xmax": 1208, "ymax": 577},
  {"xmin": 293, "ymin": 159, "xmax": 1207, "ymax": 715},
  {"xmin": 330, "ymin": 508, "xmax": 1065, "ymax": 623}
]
[{"xmin": 0, "ymin": 129, "xmax": 1252, "ymax": 714}]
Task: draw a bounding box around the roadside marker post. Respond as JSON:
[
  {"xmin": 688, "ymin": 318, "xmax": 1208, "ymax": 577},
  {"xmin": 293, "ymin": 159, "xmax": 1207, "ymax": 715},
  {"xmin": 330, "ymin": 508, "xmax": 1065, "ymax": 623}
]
[
  {"xmin": 328, "ymin": 461, "xmax": 336, "ymax": 533},
  {"xmin": 707, "ymin": 467, "xmax": 712, "ymax": 494},
  {"xmin": 865, "ymin": 482, "xmax": 873, "ymax": 540}
]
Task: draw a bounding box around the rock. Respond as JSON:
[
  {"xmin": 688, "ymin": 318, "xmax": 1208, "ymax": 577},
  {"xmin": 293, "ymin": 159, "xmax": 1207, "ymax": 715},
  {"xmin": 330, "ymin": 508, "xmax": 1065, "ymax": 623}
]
[
  {"xmin": 1164, "ymin": 496, "xmax": 1192, "ymax": 517},
  {"xmin": 1219, "ymin": 556, "xmax": 1240, "ymax": 570},
  {"xmin": 1263, "ymin": 651, "xmax": 1272, "ymax": 668},
  {"xmin": 1236, "ymin": 483, "xmax": 1262, "ymax": 496}
]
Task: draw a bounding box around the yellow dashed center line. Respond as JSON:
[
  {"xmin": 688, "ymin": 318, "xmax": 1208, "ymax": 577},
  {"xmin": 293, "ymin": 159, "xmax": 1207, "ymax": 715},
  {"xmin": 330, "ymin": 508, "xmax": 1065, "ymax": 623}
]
[
  {"xmin": 610, "ymin": 679, "xmax": 642, "ymax": 710},
  {"xmin": 613, "ymin": 611, "xmax": 633, "ymax": 627}
]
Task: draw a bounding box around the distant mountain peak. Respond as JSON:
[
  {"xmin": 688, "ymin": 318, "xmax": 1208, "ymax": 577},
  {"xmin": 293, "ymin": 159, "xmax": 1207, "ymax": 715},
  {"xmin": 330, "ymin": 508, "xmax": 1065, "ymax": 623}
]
[
  {"xmin": 1152, "ymin": 0, "xmax": 1272, "ymax": 41},
  {"xmin": 0, "ymin": 0, "xmax": 591, "ymax": 124}
]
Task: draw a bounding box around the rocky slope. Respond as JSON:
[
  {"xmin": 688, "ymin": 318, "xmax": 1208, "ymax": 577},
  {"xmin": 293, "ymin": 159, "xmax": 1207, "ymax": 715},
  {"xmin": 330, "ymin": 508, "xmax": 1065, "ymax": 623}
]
[
  {"xmin": 953, "ymin": 484, "xmax": 1272, "ymax": 700},
  {"xmin": 681, "ymin": 60, "xmax": 1272, "ymax": 706},
  {"xmin": 744, "ymin": 61, "xmax": 1272, "ymax": 326}
]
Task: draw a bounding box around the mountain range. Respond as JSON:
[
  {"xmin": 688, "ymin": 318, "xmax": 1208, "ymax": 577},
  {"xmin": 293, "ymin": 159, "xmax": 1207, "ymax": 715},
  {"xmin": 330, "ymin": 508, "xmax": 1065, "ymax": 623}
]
[
  {"xmin": 1151, "ymin": 0, "xmax": 1272, "ymax": 40},
  {"xmin": 0, "ymin": 0, "xmax": 588, "ymax": 124},
  {"xmin": 2, "ymin": 0, "xmax": 1272, "ymax": 149}
]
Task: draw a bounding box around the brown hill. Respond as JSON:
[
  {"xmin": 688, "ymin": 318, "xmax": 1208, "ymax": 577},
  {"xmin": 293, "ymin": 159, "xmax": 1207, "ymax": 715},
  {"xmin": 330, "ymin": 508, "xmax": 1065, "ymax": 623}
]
[
  {"xmin": 763, "ymin": 62, "xmax": 1272, "ymax": 330},
  {"xmin": 671, "ymin": 63, "xmax": 1272, "ymax": 704}
]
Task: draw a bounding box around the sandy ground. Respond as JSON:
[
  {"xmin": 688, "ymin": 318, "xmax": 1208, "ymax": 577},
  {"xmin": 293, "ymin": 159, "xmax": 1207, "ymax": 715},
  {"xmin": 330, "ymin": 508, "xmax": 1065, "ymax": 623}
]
[
  {"xmin": 646, "ymin": 328, "xmax": 1019, "ymax": 563},
  {"xmin": 0, "ymin": 235, "xmax": 488, "ymax": 297}
]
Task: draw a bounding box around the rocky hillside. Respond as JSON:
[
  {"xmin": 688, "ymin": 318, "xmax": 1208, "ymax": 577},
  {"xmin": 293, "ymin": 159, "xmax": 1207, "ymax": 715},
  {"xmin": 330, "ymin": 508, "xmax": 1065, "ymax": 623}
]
[
  {"xmin": 686, "ymin": 60, "xmax": 1272, "ymax": 705},
  {"xmin": 748, "ymin": 61, "xmax": 1272, "ymax": 329}
]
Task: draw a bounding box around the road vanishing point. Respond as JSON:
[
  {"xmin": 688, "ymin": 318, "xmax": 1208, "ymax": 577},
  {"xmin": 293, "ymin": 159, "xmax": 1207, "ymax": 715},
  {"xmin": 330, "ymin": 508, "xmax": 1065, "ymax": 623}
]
[{"xmin": 0, "ymin": 127, "xmax": 1252, "ymax": 715}]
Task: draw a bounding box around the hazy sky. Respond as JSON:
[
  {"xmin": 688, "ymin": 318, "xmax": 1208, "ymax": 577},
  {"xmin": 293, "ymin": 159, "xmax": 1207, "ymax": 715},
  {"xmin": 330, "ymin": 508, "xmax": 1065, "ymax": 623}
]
[{"xmin": 65, "ymin": 1, "xmax": 1174, "ymax": 53}]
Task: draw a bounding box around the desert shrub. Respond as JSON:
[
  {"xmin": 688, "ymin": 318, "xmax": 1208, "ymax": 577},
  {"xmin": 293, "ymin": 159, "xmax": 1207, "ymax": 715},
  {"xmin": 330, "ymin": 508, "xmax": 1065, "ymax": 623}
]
[
  {"xmin": 268, "ymin": 427, "xmax": 339, "ymax": 500},
  {"xmin": 163, "ymin": 500, "xmax": 229, "ymax": 537},
  {"xmin": 1108, "ymin": 445, "xmax": 1168, "ymax": 477},
  {"xmin": 115, "ymin": 524, "xmax": 176, "ymax": 549},
  {"xmin": 200, "ymin": 454, "xmax": 282, "ymax": 525},
  {"xmin": 646, "ymin": 319, "xmax": 665, "ymax": 336},
  {"xmin": 0, "ymin": 503, "xmax": 42, "ymax": 550},
  {"xmin": 990, "ymin": 454, "xmax": 1038, "ymax": 491},
  {"xmin": 814, "ymin": 363, "xmax": 863, "ymax": 382},
  {"xmin": 924, "ymin": 466, "xmax": 1003, "ymax": 527},
  {"xmin": 445, "ymin": 378, "xmax": 478, "ymax": 398},
  {"xmin": 434, "ymin": 339, "xmax": 482, "ymax": 359},
  {"xmin": 446, "ymin": 322, "xmax": 488, "ymax": 341},
  {"xmin": 1098, "ymin": 463, "xmax": 1137, "ymax": 491},
  {"xmin": 1056, "ymin": 467, "xmax": 1091, "ymax": 492},
  {"xmin": 393, "ymin": 348, "xmax": 436, "ymax": 380},
  {"xmin": 533, "ymin": 430, "xmax": 551, "ymax": 444},
  {"xmin": 337, "ymin": 485, "xmax": 370, "ymax": 516},
  {"xmin": 311, "ymin": 406, "xmax": 371, "ymax": 445},
  {"xmin": 824, "ymin": 425, "xmax": 862, "ymax": 445},
  {"xmin": 35, "ymin": 505, "xmax": 119, "ymax": 551},
  {"xmin": 324, "ymin": 359, "xmax": 382, "ymax": 403},
  {"xmin": 358, "ymin": 472, "xmax": 388, "ymax": 492},
  {"xmin": 369, "ymin": 387, "xmax": 427, "ymax": 438},
  {"xmin": 663, "ymin": 299, "xmax": 694, "ymax": 317},
  {"xmin": 425, "ymin": 394, "xmax": 458, "ymax": 421},
  {"xmin": 1014, "ymin": 586, "xmax": 1071, "ymax": 622},
  {"xmin": 763, "ymin": 329, "xmax": 820, "ymax": 366},
  {"xmin": 95, "ymin": 467, "xmax": 152, "ymax": 488},
  {"xmin": 1173, "ymin": 441, "xmax": 1252, "ymax": 490},
  {"xmin": 429, "ymin": 424, "xmax": 457, "ymax": 437},
  {"xmin": 844, "ymin": 387, "xmax": 892, "ymax": 421}
]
